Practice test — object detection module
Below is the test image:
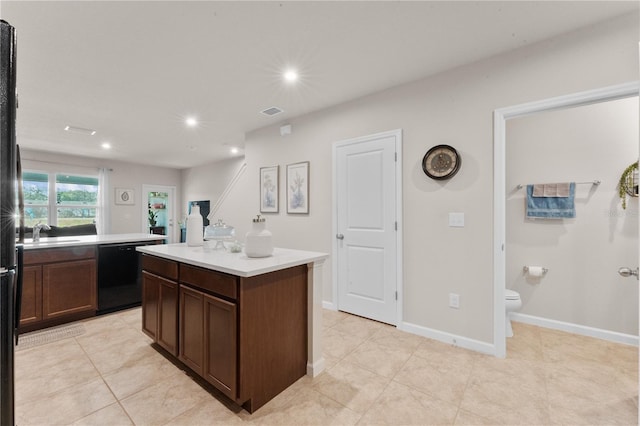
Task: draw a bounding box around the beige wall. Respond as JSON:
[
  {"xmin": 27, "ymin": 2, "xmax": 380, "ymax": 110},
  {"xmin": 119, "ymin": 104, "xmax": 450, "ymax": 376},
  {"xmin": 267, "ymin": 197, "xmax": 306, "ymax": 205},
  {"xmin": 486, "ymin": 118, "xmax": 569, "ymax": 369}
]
[
  {"xmin": 506, "ymin": 96, "xmax": 639, "ymax": 335},
  {"xmin": 180, "ymin": 156, "xmax": 246, "ymax": 223},
  {"xmin": 20, "ymin": 148, "xmax": 181, "ymax": 235},
  {"xmin": 185, "ymin": 13, "xmax": 639, "ymax": 345}
]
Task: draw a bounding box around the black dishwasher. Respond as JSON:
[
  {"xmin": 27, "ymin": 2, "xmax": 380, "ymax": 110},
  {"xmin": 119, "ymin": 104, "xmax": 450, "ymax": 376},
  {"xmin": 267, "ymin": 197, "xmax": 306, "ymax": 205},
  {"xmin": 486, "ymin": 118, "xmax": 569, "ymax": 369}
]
[{"xmin": 97, "ymin": 242, "xmax": 154, "ymax": 315}]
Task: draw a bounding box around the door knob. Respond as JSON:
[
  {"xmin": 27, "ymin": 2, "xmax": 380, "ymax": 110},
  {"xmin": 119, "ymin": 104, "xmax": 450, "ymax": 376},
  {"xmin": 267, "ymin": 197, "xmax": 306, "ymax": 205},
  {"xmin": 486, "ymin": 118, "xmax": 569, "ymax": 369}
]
[
  {"xmin": 336, "ymin": 234, "xmax": 344, "ymax": 240},
  {"xmin": 618, "ymin": 267, "xmax": 639, "ymax": 280}
]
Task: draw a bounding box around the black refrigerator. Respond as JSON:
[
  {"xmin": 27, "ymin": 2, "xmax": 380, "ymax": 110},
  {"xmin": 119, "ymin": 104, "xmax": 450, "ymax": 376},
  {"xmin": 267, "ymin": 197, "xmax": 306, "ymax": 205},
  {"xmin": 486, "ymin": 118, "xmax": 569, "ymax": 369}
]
[{"xmin": 0, "ymin": 19, "xmax": 22, "ymax": 426}]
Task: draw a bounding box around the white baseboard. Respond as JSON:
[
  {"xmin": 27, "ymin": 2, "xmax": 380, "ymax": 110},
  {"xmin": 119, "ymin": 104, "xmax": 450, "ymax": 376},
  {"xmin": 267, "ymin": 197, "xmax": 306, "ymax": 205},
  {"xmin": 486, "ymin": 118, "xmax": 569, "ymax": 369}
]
[
  {"xmin": 306, "ymin": 357, "xmax": 326, "ymax": 377},
  {"xmin": 400, "ymin": 321, "xmax": 496, "ymax": 356},
  {"xmin": 511, "ymin": 312, "xmax": 639, "ymax": 347},
  {"xmin": 322, "ymin": 301, "xmax": 336, "ymax": 310}
]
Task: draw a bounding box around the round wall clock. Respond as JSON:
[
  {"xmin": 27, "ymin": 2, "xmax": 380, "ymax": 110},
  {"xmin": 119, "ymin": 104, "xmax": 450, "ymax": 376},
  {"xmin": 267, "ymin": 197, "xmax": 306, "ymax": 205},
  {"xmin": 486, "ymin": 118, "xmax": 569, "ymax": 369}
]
[{"xmin": 422, "ymin": 144, "xmax": 461, "ymax": 180}]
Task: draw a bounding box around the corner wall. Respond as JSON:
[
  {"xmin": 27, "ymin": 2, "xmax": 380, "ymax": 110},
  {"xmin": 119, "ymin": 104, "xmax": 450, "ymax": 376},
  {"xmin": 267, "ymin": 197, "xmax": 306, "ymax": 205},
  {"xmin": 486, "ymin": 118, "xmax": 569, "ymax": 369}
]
[{"xmin": 185, "ymin": 13, "xmax": 639, "ymax": 344}]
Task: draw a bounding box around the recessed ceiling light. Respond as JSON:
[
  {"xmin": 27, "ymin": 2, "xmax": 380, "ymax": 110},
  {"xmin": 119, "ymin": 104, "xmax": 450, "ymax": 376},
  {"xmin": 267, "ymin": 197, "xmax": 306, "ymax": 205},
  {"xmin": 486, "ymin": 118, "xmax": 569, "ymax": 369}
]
[
  {"xmin": 185, "ymin": 117, "xmax": 198, "ymax": 127},
  {"xmin": 230, "ymin": 147, "xmax": 239, "ymax": 155},
  {"xmin": 284, "ymin": 69, "xmax": 298, "ymax": 82},
  {"xmin": 64, "ymin": 125, "xmax": 96, "ymax": 136},
  {"xmin": 101, "ymin": 142, "xmax": 111, "ymax": 150}
]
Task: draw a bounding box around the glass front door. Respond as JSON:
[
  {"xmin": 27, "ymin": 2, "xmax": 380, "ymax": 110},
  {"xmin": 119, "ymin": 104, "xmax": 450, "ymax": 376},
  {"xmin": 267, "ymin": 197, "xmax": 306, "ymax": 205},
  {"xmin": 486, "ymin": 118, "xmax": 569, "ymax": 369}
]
[
  {"xmin": 142, "ymin": 184, "xmax": 176, "ymax": 243},
  {"xmin": 148, "ymin": 191, "xmax": 168, "ymax": 236}
]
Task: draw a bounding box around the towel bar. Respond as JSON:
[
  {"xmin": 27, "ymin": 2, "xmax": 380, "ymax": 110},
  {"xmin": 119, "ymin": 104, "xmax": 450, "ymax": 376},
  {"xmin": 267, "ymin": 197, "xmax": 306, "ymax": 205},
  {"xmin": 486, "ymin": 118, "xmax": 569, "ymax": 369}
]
[{"xmin": 516, "ymin": 180, "xmax": 600, "ymax": 190}]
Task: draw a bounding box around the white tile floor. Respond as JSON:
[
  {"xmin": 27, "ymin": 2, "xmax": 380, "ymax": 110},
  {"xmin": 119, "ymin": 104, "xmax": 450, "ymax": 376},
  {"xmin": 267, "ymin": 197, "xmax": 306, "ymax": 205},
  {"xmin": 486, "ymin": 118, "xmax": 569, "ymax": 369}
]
[{"xmin": 14, "ymin": 307, "xmax": 639, "ymax": 425}]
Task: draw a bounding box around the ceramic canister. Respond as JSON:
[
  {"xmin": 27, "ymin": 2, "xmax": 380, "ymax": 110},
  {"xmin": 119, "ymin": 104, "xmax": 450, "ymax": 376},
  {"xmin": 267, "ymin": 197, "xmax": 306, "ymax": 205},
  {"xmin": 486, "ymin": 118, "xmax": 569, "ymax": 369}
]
[
  {"xmin": 186, "ymin": 204, "xmax": 204, "ymax": 246},
  {"xmin": 244, "ymin": 214, "xmax": 273, "ymax": 257}
]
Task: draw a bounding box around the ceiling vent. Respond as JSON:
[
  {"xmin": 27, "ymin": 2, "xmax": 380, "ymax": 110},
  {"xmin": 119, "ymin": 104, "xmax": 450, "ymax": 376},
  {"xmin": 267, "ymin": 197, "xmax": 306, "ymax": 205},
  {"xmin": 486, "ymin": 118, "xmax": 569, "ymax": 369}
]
[{"xmin": 260, "ymin": 107, "xmax": 283, "ymax": 117}]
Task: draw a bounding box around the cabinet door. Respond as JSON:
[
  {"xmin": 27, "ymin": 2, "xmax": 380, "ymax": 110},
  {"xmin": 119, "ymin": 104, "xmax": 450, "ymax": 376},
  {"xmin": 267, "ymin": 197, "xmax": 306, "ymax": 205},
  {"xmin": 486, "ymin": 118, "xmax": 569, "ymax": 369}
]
[
  {"xmin": 158, "ymin": 277, "xmax": 178, "ymax": 356},
  {"xmin": 179, "ymin": 285, "xmax": 204, "ymax": 375},
  {"xmin": 204, "ymin": 293, "xmax": 237, "ymax": 399},
  {"xmin": 19, "ymin": 265, "xmax": 42, "ymax": 326},
  {"xmin": 42, "ymin": 259, "xmax": 96, "ymax": 319},
  {"xmin": 142, "ymin": 271, "xmax": 159, "ymax": 340}
]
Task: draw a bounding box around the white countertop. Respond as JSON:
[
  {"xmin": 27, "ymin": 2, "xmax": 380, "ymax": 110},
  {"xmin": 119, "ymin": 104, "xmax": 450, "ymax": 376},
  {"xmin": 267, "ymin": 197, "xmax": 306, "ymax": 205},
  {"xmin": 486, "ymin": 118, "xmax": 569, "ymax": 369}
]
[
  {"xmin": 22, "ymin": 233, "xmax": 168, "ymax": 250},
  {"xmin": 137, "ymin": 243, "xmax": 328, "ymax": 277}
]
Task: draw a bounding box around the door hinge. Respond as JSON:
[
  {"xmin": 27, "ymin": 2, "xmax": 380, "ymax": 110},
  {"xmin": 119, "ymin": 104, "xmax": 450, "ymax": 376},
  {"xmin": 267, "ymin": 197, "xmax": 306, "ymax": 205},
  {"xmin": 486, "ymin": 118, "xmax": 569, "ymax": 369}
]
[
  {"xmin": 394, "ymin": 152, "xmax": 397, "ymax": 162},
  {"xmin": 395, "ymin": 221, "xmax": 398, "ymax": 231},
  {"xmin": 395, "ymin": 291, "xmax": 398, "ymax": 301}
]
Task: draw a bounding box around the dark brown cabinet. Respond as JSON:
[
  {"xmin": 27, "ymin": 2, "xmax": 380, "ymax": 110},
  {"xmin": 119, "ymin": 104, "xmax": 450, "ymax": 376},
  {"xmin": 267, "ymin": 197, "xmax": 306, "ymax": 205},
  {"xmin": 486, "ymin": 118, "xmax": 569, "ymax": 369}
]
[
  {"xmin": 179, "ymin": 283, "xmax": 237, "ymax": 400},
  {"xmin": 20, "ymin": 246, "xmax": 96, "ymax": 332},
  {"xmin": 204, "ymin": 293, "xmax": 237, "ymax": 399},
  {"xmin": 141, "ymin": 271, "xmax": 159, "ymax": 340},
  {"xmin": 141, "ymin": 254, "xmax": 307, "ymax": 413},
  {"xmin": 43, "ymin": 259, "xmax": 96, "ymax": 319},
  {"xmin": 179, "ymin": 285, "xmax": 204, "ymax": 374},
  {"xmin": 20, "ymin": 265, "xmax": 43, "ymax": 326},
  {"xmin": 141, "ymin": 255, "xmax": 179, "ymax": 356}
]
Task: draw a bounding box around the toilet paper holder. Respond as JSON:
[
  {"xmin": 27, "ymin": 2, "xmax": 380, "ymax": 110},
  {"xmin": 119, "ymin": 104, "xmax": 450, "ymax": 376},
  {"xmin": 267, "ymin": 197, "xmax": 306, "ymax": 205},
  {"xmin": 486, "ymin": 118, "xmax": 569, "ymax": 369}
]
[{"xmin": 523, "ymin": 266, "xmax": 548, "ymax": 275}]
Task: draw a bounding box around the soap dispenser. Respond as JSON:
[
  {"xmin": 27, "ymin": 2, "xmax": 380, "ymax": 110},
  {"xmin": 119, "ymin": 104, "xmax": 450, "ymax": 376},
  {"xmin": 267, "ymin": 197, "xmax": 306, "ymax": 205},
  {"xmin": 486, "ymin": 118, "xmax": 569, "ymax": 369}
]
[
  {"xmin": 245, "ymin": 214, "xmax": 273, "ymax": 258},
  {"xmin": 186, "ymin": 203, "xmax": 204, "ymax": 247}
]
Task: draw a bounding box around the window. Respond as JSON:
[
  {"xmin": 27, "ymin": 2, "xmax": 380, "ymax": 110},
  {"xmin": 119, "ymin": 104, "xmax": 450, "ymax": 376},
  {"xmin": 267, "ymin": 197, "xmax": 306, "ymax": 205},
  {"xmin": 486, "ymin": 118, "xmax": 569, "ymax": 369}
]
[
  {"xmin": 22, "ymin": 171, "xmax": 99, "ymax": 228},
  {"xmin": 22, "ymin": 171, "xmax": 49, "ymax": 227},
  {"xmin": 55, "ymin": 174, "xmax": 99, "ymax": 226}
]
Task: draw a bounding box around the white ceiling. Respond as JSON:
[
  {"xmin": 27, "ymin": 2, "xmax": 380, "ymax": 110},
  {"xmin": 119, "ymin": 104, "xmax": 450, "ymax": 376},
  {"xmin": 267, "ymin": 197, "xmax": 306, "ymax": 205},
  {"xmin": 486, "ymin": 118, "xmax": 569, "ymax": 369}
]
[{"xmin": 2, "ymin": 1, "xmax": 637, "ymax": 169}]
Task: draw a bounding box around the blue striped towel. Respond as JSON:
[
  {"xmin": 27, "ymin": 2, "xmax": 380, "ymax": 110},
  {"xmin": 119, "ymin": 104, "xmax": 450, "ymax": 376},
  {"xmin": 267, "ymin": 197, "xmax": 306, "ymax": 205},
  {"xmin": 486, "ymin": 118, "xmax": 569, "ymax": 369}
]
[{"xmin": 526, "ymin": 183, "xmax": 575, "ymax": 219}]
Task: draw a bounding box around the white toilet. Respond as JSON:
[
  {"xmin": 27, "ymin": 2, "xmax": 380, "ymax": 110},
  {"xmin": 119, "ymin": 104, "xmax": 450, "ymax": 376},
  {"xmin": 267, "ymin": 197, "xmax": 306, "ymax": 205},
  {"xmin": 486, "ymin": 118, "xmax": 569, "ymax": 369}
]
[{"xmin": 505, "ymin": 289, "xmax": 522, "ymax": 337}]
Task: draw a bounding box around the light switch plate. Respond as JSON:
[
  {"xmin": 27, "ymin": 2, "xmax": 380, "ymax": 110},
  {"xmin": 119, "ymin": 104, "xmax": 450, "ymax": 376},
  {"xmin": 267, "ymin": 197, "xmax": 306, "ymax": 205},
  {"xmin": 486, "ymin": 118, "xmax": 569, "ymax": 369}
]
[
  {"xmin": 448, "ymin": 212, "xmax": 465, "ymax": 227},
  {"xmin": 449, "ymin": 293, "xmax": 460, "ymax": 309}
]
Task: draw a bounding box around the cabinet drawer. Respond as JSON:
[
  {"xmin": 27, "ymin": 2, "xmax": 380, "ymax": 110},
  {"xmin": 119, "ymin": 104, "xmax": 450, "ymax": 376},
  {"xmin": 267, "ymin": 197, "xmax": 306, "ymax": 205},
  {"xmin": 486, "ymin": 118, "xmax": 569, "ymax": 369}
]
[
  {"xmin": 180, "ymin": 264, "xmax": 237, "ymax": 300},
  {"xmin": 142, "ymin": 254, "xmax": 178, "ymax": 280},
  {"xmin": 24, "ymin": 246, "xmax": 96, "ymax": 265}
]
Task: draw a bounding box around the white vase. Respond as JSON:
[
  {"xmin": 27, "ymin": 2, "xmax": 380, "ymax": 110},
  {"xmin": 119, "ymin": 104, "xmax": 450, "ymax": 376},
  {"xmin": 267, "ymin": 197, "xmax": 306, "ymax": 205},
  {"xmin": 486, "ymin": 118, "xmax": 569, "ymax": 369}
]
[
  {"xmin": 186, "ymin": 204, "xmax": 204, "ymax": 247},
  {"xmin": 245, "ymin": 215, "xmax": 273, "ymax": 258}
]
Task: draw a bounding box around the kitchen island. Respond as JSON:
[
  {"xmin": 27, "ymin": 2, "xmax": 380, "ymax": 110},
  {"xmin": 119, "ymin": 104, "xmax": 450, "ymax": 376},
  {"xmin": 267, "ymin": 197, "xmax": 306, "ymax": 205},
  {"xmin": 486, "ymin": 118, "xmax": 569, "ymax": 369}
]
[
  {"xmin": 20, "ymin": 233, "xmax": 166, "ymax": 332},
  {"xmin": 136, "ymin": 243, "xmax": 328, "ymax": 413}
]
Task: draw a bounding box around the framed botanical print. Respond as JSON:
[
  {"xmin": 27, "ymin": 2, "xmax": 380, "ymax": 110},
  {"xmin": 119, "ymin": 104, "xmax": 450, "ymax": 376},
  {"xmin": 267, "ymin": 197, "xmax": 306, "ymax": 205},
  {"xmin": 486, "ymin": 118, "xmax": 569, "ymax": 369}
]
[
  {"xmin": 115, "ymin": 188, "xmax": 134, "ymax": 205},
  {"xmin": 287, "ymin": 161, "xmax": 309, "ymax": 214},
  {"xmin": 260, "ymin": 166, "xmax": 279, "ymax": 213}
]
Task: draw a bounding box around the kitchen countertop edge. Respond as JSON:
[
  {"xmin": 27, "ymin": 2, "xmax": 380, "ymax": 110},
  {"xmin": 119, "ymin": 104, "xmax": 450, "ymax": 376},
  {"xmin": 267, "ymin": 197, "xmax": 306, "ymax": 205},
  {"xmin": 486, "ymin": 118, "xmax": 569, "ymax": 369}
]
[
  {"xmin": 22, "ymin": 233, "xmax": 168, "ymax": 250},
  {"xmin": 137, "ymin": 243, "xmax": 328, "ymax": 278}
]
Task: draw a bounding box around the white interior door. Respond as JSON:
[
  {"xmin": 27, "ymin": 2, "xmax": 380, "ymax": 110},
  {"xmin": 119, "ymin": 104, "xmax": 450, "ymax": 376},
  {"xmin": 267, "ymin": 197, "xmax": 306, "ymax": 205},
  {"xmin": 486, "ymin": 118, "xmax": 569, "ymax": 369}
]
[{"xmin": 334, "ymin": 131, "xmax": 400, "ymax": 325}]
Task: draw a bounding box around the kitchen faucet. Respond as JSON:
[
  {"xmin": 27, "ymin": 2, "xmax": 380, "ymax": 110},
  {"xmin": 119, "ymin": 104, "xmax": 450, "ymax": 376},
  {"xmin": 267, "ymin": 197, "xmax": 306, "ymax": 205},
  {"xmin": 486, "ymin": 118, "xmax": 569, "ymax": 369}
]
[{"xmin": 32, "ymin": 222, "xmax": 51, "ymax": 242}]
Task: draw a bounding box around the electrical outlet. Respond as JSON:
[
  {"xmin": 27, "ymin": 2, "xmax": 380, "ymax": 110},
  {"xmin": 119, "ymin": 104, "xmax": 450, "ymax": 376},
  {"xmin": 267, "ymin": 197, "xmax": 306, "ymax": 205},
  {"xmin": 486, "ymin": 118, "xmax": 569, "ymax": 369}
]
[{"xmin": 449, "ymin": 293, "xmax": 460, "ymax": 309}]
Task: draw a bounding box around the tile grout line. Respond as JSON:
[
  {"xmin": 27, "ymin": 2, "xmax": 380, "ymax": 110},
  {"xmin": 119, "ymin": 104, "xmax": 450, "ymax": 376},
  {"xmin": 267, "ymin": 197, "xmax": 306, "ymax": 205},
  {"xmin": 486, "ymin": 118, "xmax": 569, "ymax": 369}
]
[
  {"xmin": 354, "ymin": 321, "xmax": 413, "ymax": 425},
  {"xmin": 536, "ymin": 326, "xmax": 554, "ymax": 425},
  {"xmin": 450, "ymin": 350, "xmax": 480, "ymax": 425},
  {"xmin": 73, "ymin": 316, "xmax": 139, "ymax": 426},
  {"xmin": 317, "ymin": 316, "xmax": 398, "ymax": 424},
  {"xmin": 374, "ymin": 328, "xmax": 463, "ymax": 425},
  {"xmin": 315, "ymin": 317, "xmax": 380, "ymax": 421}
]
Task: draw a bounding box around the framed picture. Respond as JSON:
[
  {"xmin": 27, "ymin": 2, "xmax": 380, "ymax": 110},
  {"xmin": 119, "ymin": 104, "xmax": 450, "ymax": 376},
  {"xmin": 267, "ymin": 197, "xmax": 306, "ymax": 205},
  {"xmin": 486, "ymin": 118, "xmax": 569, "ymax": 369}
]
[
  {"xmin": 115, "ymin": 188, "xmax": 134, "ymax": 205},
  {"xmin": 287, "ymin": 161, "xmax": 309, "ymax": 214},
  {"xmin": 260, "ymin": 166, "xmax": 279, "ymax": 213}
]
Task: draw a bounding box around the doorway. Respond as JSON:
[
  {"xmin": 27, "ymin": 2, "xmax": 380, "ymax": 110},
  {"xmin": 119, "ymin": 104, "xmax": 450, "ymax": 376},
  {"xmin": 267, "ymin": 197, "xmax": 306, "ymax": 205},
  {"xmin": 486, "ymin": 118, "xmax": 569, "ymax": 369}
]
[
  {"xmin": 332, "ymin": 129, "xmax": 403, "ymax": 326},
  {"xmin": 141, "ymin": 184, "xmax": 176, "ymax": 243},
  {"xmin": 493, "ymin": 81, "xmax": 640, "ymax": 358}
]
